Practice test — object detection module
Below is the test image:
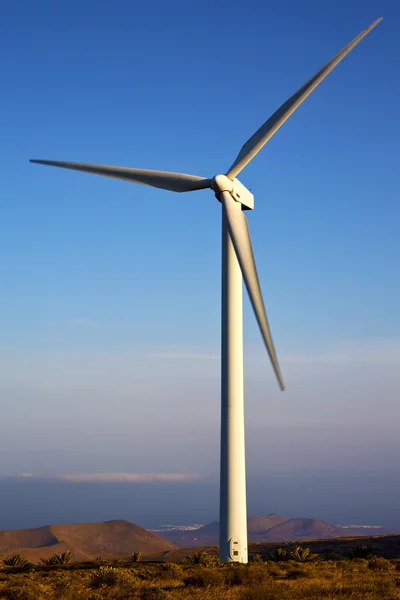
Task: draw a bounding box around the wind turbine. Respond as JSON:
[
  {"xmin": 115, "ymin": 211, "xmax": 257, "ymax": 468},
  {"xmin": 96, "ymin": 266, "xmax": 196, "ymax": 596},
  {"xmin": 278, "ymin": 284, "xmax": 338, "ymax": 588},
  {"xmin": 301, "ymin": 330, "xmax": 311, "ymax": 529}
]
[{"xmin": 31, "ymin": 18, "xmax": 382, "ymax": 563}]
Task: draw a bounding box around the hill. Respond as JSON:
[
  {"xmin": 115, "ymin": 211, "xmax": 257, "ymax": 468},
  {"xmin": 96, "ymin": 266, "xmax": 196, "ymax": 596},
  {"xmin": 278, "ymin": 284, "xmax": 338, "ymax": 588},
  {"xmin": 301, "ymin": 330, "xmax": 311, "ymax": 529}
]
[
  {"xmin": 160, "ymin": 515, "xmax": 344, "ymax": 547},
  {"xmin": 259, "ymin": 518, "xmax": 341, "ymax": 542},
  {"xmin": 247, "ymin": 513, "xmax": 287, "ymax": 533},
  {"xmin": 0, "ymin": 520, "xmax": 176, "ymax": 562},
  {"xmin": 160, "ymin": 514, "xmax": 288, "ymax": 547},
  {"xmin": 159, "ymin": 515, "xmax": 400, "ymax": 547},
  {"xmin": 161, "ymin": 521, "xmax": 219, "ymax": 548}
]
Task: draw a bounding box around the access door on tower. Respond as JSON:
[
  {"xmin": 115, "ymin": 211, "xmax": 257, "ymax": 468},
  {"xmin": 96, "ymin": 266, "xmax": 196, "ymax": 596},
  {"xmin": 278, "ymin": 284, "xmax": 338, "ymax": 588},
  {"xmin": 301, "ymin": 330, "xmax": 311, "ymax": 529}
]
[{"xmin": 229, "ymin": 537, "xmax": 241, "ymax": 561}]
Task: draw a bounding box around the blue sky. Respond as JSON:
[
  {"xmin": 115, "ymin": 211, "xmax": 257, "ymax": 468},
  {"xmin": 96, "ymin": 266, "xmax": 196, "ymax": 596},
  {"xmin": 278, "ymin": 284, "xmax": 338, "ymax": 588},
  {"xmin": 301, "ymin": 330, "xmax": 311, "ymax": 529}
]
[{"xmin": 0, "ymin": 0, "xmax": 399, "ymax": 526}]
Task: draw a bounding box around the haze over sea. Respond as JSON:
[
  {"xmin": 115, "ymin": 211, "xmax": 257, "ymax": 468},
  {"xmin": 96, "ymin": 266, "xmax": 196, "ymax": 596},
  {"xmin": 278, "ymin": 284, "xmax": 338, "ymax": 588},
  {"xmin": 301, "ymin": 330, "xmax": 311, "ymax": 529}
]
[
  {"xmin": 1, "ymin": 0, "xmax": 399, "ymax": 532},
  {"xmin": 1, "ymin": 466, "xmax": 400, "ymax": 532}
]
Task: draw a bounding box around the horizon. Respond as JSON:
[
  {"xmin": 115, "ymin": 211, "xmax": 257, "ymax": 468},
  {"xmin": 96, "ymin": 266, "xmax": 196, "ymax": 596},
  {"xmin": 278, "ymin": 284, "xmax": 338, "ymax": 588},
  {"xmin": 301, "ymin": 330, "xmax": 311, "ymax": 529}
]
[
  {"xmin": 1, "ymin": 469, "xmax": 400, "ymax": 532},
  {"xmin": 1, "ymin": 0, "xmax": 399, "ymax": 534}
]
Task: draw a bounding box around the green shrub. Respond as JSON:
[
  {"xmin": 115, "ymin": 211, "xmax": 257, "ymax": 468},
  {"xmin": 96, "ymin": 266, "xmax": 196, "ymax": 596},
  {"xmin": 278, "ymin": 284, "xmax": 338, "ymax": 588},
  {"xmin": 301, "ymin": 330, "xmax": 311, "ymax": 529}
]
[
  {"xmin": 40, "ymin": 550, "xmax": 74, "ymax": 566},
  {"xmin": 1, "ymin": 555, "xmax": 33, "ymax": 569},
  {"xmin": 331, "ymin": 553, "xmax": 349, "ymax": 561},
  {"xmin": 40, "ymin": 557, "xmax": 56, "ymax": 566},
  {"xmin": 267, "ymin": 547, "xmax": 289, "ymax": 562},
  {"xmin": 289, "ymin": 546, "xmax": 320, "ymax": 563}
]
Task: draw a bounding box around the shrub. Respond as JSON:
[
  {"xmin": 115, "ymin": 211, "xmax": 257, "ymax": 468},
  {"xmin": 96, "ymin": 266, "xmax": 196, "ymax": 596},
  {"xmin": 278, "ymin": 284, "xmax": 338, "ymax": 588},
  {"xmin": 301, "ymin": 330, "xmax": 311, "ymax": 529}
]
[
  {"xmin": 40, "ymin": 557, "xmax": 56, "ymax": 566},
  {"xmin": 186, "ymin": 553, "xmax": 198, "ymax": 564},
  {"xmin": 135, "ymin": 565, "xmax": 160, "ymax": 581},
  {"xmin": 1, "ymin": 555, "xmax": 33, "ymax": 569},
  {"xmin": 185, "ymin": 551, "xmax": 219, "ymax": 567},
  {"xmin": 0, "ymin": 583, "xmax": 39, "ymax": 600},
  {"xmin": 131, "ymin": 551, "xmax": 143, "ymax": 563},
  {"xmin": 368, "ymin": 557, "xmax": 394, "ymax": 571},
  {"xmin": 347, "ymin": 558, "xmax": 369, "ymax": 572},
  {"xmin": 264, "ymin": 562, "xmax": 285, "ymax": 577},
  {"xmin": 285, "ymin": 566, "xmax": 310, "ymax": 579},
  {"xmin": 88, "ymin": 565, "xmax": 119, "ymax": 588},
  {"xmin": 267, "ymin": 547, "xmax": 289, "ymax": 562},
  {"xmin": 251, "ymin": 553, "xmax": 264, "ymax": 564},
  {"xmin": 51, "ymin": 573, "xmax": 72, "ymax": 594},
  {"xmin": 331, "ymin": 553, "xmax": 349, "ymax": 561},
  {"xmin": 289, "ymin": 546, "xmax": 320, "ymax": 563},
  {"xmin": 183, "ymin": 568, "xmax": 225, "ymax": 587},
  {"xmin": 348, "ymin": 545, "xmax": 375, "ymax": 559},
  {"xmin": 56, "ymin": 550, "xmax": 74, "ymax": 564},
  {"xmin": 224, "ymin": 564, "xmax": 270, "ymax": 586},
  {"xmin": 159, "ymin": 562, "xmax": 183, "ymax": 577},
  {"xmin": 40, "ymin": 550, "xmax": 74, "ymax": 566}
]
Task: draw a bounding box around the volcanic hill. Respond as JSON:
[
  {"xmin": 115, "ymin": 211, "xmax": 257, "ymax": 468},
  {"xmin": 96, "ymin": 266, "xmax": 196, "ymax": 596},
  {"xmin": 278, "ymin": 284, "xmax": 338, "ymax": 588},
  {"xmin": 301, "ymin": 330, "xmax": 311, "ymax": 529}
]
[
  {"xmin": 0, "ymin": 520, "xmax": 176, "ymax": 563},
  {"xmin": 160, "ymin": 513, "xmax": 289, "ymax": 547},
  {"xmin": 159, "ymin": 515, "xmax": 400, "ymax": 547},
  {"xmin": 258, "ymin": 518, "xmax": 341, "ymax": 542},
  {"xmin": 247, "ymin": 513, "xmax": 288, "ymax": 533}
]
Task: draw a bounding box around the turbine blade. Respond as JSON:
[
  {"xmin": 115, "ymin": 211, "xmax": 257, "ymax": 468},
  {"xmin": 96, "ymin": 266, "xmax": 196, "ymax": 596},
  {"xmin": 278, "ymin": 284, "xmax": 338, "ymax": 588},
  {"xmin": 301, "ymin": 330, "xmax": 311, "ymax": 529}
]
[
  {"xmin": 227, "ymin": 17, "xmax": 383, "ymax": 178},
  {"xmin": 30, "ymin": 160, "xmax": 211, "ymax": 193},
  {"xmin": 220, "ymin": 191, "xmax": 284, "ymax": 390}
]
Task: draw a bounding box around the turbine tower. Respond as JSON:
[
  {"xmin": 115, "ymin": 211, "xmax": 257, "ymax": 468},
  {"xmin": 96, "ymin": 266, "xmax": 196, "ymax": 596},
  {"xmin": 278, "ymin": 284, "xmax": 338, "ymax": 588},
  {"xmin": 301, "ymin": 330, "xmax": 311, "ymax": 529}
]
[{"xmin": 31, "ymin": 18, "xmax": 382, "ymax": 563}]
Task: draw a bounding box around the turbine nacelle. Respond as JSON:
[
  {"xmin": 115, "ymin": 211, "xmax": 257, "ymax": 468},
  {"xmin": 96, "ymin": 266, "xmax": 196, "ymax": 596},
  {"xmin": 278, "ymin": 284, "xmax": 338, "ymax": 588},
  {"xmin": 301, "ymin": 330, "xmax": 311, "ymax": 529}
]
[{"xmin": 211, "ymin": 175, "xmax": 254, "ymax": 210}]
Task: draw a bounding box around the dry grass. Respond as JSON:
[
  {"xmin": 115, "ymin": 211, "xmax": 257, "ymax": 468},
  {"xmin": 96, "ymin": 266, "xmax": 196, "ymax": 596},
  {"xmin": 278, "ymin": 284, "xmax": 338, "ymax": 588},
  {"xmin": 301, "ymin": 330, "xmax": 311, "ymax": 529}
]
[{"xmin": 0, "ymin": 556, "xmax": 400, "ymax": 599}]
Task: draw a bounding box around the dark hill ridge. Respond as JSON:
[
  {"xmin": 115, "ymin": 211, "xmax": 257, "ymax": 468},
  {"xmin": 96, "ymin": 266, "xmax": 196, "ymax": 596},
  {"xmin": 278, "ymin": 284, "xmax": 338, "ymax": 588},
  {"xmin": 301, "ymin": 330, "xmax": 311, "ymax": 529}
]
[
  {"xmin": 0, "ymin": 520, "xmax": 176, "ymax": 563},
  {"xmin": 147, "ymin": 534, "xmax": 400, "ymax": 562}
]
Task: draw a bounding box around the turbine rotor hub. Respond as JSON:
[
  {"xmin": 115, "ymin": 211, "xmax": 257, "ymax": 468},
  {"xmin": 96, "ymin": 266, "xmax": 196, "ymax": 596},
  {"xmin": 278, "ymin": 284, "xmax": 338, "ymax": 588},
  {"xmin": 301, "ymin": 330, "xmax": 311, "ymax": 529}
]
[
  {"xmin": 211, "ymin": 174, "xmax": 234, "ymax": 196},
  {"xmin": 212, "ymin": 175, "xmax": 254, "ymax": 210}
]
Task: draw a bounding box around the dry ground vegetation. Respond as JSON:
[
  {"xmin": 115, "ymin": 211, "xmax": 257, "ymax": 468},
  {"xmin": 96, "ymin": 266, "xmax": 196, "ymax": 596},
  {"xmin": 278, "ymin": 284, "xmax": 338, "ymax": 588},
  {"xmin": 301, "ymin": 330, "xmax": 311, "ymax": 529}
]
[{"xmin": 1, "ymin": 547, "xmax": 400, "ymax": 600}]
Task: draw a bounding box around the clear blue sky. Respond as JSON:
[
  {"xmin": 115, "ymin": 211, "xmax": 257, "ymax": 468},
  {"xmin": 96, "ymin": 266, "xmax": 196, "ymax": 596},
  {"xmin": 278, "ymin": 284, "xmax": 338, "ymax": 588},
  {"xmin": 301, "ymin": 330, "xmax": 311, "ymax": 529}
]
[{"xmin": 0, "ymin": 0, "xmax": 399, "ymax": 527}]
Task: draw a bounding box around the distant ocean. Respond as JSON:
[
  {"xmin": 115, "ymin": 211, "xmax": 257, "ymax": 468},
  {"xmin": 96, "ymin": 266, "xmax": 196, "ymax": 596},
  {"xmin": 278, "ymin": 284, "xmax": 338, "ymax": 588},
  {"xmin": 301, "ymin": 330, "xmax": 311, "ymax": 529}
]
[{"xmin": 0, "ymin": 471, "xmax": 399, "ymax": 531}]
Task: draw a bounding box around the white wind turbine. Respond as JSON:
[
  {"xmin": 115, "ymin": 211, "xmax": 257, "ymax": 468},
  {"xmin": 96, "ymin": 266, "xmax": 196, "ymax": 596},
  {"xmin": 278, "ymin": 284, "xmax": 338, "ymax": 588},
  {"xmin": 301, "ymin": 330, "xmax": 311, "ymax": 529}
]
[{"xmin": 31, "ymin": 18, "xmax": 382, "ymax": 563}]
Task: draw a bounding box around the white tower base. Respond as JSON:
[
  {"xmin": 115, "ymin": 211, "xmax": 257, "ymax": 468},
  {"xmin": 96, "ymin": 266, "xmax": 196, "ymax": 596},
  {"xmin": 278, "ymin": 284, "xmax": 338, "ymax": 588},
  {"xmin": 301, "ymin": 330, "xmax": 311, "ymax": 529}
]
[{"xmin": 219, "ymin": 206, "xmax": 248, "ymax": 564}]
